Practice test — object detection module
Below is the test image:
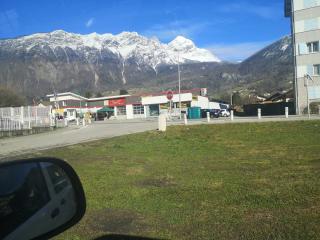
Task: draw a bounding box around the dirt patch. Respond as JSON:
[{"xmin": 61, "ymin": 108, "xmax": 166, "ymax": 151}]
[
  {"xmin": 243, "ymin": 210, "xmax": 274, "ymax": 223},
  {"xmin": 126, "ymin": 167, "xmax": 144, "ymax": 176},
  {"xmin": 137, "ymin": 176, "xmax": 176, "ymax": 188},
  {"xmin": 310, "ymin": 158, "xmax": 320, "ymax": 169},
  {"xmin": 85, "ymin": 209, "xmax": 150, "ymax": 234}
]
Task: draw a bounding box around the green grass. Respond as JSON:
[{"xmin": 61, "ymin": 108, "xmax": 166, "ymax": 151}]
[{"xmin": 33, "ymin": 121, "xmax": 320, "ymax": 240}]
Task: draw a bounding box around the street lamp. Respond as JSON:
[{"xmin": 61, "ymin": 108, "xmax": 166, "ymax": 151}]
[
  {"xmin": 304, "ymin": 74, "xmax": 314, "ymax": 119},
  {"xmin": 178, "ymin": 51, "xmax": 182, "ymax": 119}
]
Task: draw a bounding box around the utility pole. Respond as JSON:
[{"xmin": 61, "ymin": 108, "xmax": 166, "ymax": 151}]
[
  {"xmin": 178, "ymin": 51, "xmax": 182, "ymax": 119},
  {"xmin": 305, "ymin": 74, "xmax": 313, "ymax": 119}
]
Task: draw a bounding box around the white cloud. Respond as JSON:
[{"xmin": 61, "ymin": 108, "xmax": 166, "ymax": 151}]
[
  {"xmin": 85, "ymin": 18, "xmax": 94, "ymax": 28},
  {"xmin": 207, "ymin": 41, "xmax": 272, "ymax": 62},
  {"xmin": 142, "ymin": 20, "xmax": 209, "ymax": 42}
]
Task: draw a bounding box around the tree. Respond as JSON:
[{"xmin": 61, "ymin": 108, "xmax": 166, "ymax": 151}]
[
  {"xmin": 0, "ymin": 86, "xmax": 26, "ymax": 107},
  {"xmin": 85, "ymin": 91, "xmax": 92, "ymax": 98},
  {"xmin": 120, "ymin": 89, "xmax": 128, "ymax": 95},
  {"xmin": 231, "ymin": 92, "xmax": 242, "ymax": 106},
  {"xmin": 96, "ymin": 92, "xmax": 103, "ymax": 98}
]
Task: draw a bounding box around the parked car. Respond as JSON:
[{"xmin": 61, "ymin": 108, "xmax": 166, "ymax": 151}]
[
  {"xmin": 220, "ymin": 109, "xmax": 230, "ymax": 117},
  {"xmin": 201, "ymin": 109, "xmax": 221, "ymax": 118}
]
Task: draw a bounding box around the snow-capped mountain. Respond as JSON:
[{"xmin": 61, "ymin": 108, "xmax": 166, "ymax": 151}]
[
  {"xmin": 0, "ymin": 30, "xmax": 219, "ymax": 87},
  {"xmin": 1, "ymin": 30, "xmax": 219, "ymax": 65},
  {"xmin": 0, "ymin": 32, "xmax": 292, "ymax": 98}
]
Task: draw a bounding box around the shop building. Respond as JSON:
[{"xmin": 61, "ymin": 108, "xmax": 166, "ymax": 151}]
[{"xmin": 47, "ymin": 88, "xmax": 224, "ymax": 120}]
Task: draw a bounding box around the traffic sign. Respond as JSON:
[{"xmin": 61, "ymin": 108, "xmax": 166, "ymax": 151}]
[{"xmin": 167, "ymin": 91, "xmax": 173, "ymax": 100}]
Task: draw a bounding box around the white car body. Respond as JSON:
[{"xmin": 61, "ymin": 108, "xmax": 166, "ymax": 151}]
[{"xmin": 220, "ymin": 109, "xmax": 230, "ymax": 117}]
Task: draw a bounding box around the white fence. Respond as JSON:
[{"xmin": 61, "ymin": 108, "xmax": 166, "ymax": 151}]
[{"xmin": 0, "ymin": 106, "xmax": 53, "ymax": 132}]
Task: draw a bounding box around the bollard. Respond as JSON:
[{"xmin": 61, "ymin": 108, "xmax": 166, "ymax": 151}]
[
  {"xmin": 258, "ymin": 108, "xmax": 261, "ymax": 119},
  {"xmin": 64, "ymin": 118, "xmax": 68, "ymax": 127},
  {"xmin": 231, "ymin": 110, "xmax": 234, "ymax": 121},
  {"xmin": 82, "ymin": 119, "xmax": 86, "ymax": 126},
  {"xmin": 184, "ymin": 113, "xmax": 188, "ymax": 125},
  {"xmin": 158, "ymin": 114, "xmax": 167, "ymax": 132},
  {"xmin": 76, "ymin": 118, "xmax": 80, "ymax": 126},
  {"xmin": 207, "ymin": 112, "xmax": 210, "ymax": 123},
  {"xmin": 285, "ymin": 107, "xmax": 289, "ymax": 118}
]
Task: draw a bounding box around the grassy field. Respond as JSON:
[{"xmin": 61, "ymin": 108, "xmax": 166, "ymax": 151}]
[{"xmin": 32, "ymin": 121, "xmax": 320, "ymax": 240}]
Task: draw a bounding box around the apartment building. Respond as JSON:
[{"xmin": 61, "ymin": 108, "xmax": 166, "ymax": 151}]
[{"xmin": 285, "ymin": 0, "xmax": 320, "ymax": 114}]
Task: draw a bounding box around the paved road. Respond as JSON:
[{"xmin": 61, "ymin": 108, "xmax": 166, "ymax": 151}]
[
  {"xmin": 1, "ymin": 115, "xmax": 320, "ymax": 159},
  {"xmin": 0, "ymin": 119, "xmax": 158, "ymax": 160}
]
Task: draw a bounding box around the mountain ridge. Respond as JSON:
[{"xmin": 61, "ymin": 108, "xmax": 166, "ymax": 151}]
[{"xmin": 0, "ymin": 31, "xmax": 293, "ymax": 99}]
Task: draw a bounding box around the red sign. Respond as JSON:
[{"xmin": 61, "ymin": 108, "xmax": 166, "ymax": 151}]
[
  {"xmin": 167, "ymin": 91, "xmax": 173, "ymax": 100},
  {"xmin": 108, "ymin": 98, "xmax": 126, "ymax": 107}
]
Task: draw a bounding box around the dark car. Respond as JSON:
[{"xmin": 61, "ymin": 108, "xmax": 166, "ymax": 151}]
[{"xmin": 201, "ymin": 109, "xmax": 221, "ymax": 118}]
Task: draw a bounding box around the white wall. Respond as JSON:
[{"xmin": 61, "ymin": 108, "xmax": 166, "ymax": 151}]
[
  {"xmin": 294, "ymin": 0, "xmax": 320, "ymax": 11},
  {"xmin": 293, "ymin": 0, "xmax": 305, "ymax": 11},
  {"xmin": 126, "ymin": 105, "xmax": 134, "ymax": 119},
  {"xmin": 191, "ymin": 96, "xmax": 209, "ymax": 109},
  {"xmin": 209, "ymin": 102, "xmax": 221, "ymax": 109},
  {"xmin": 295, "ymin": 17, "xmax": 320, "ymax": 33},
  {"xmin": 142, "ymin": 93, "xmax": 192, "ymax": 105},
  {"xmin": 49, "ymin": 95, "xmax": 83, "ymax": 102}
]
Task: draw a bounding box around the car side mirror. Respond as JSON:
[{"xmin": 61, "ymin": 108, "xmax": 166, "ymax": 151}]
[{"xmin": 0, "ymin": 157, "xmax": 86, "ymax": 240}]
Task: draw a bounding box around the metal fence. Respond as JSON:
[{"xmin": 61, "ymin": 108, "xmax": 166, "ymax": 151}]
[{"xmin": 0, "ymin": 106, "xmax": 53, "ymax": 132}]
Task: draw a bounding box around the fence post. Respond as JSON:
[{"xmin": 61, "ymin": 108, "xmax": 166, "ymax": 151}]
[
  {"xmin": 258, "ymin": 108, "xmax": 261, "ymax": 119},
  {"xmin": 20, "ymin": 106, "xmax": 24, "ymax": 129},
  {"xmin": 285, "ymin": 107, "xmax": 289, "ymax": 118},
  {"xmin": 207, "ymin": 112, "xmax": 210, "ymax": 123},
  {"xmin": 49, "ymin": 106, "xmax": 54, "ymax": 127},
  {"xmin": 10, "ymin": 107, "xmax": 14, "ymax": 131},
  {"xmin": 28, "ymin": 106, "xmax": 31, "ymax": 129},
  {"xmin": 35, "ymin": 107, "xmax": 38, "ymax": 126},
  {"xmin": 184, "ymin": 113, "xmax": 188, "ymax": 125},
  {"xmin": 158, "ymin": 114, "xmax": 166, "ymax": 132}
]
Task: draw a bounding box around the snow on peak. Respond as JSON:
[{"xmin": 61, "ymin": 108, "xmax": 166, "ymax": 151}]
[
  {"xmin": 2, "ymin": 30, "xmax": 221, "ymax": 66},
  {"xmin": 168, "ymin": 36, "xmax": 220, "ymax": 63},
  {"xmin": 171, "ymin": 35, "xmax": 194, "ymax": 44}
]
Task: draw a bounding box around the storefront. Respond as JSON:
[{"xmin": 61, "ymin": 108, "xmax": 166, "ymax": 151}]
[{"xmin": 47, "ymin": 88, "xmax": 224, "ymax": 121}]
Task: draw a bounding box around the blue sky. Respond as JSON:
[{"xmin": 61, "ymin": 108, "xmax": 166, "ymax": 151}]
[{"xmin": 0, "ymin": 0, "xmax": 291, "ymax": 61}]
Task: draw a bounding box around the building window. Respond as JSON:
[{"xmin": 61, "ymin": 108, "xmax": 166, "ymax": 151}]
[
  {"xmin": 307, "ymin": 41, "xmax": 319, "ymax": 53},
  {"xmin": 304, "ymin": 18, "xmax": 319, "ymax": 32},
  {"xmin": 304, "ymin": 0, "xmax": 320, "ymax": 9},
  {"xmin": 314, "ymin": 64, "xmax": 320, "ymax": 75},
  {"xmin": 117, "ymin": 106, "xmax": 126, "ymax": 115},
  {"xmin": 133, "ymin": 105, "xmax": 144, "ymax": 115}
]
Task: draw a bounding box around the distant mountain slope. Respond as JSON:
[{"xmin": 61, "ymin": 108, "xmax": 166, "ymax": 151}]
[
  {"xmin": 238, "ymin": 36, "xmax": 293, "ymax": 93},
  {"xmin": 0, "ymin": 31, "xmax": 293, "ymax": 99},
  {"xmin": 0, "ymin": 30, "xmax": 220, "ymax": 96}
]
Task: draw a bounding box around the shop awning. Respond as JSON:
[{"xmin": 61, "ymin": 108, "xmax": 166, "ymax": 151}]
[{"xmin": 97, "ymin": 107, "xmax": 114, "ymax": 112}]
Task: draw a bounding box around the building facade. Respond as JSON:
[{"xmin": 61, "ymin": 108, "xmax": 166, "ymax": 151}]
[
  {"xmin": 285, "ymin": 0, "xmax": 320, "ymax": 114},
  {"xmin": 47, "ymin": 89, "xmax": 225, "ymax": 121}
]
